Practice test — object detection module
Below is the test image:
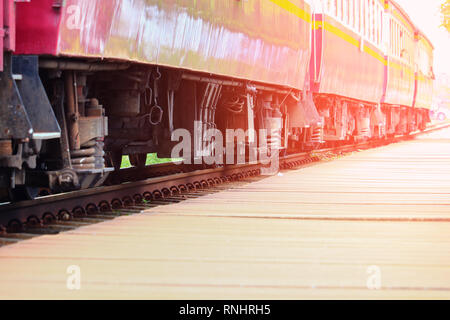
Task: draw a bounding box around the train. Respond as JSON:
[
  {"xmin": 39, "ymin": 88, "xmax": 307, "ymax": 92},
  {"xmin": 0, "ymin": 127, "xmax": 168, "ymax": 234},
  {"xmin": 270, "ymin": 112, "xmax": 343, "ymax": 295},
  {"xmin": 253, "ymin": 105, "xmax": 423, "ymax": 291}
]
[{"xmin": 0, "ymin": 0, "xmax": 434, "ymax": 201}]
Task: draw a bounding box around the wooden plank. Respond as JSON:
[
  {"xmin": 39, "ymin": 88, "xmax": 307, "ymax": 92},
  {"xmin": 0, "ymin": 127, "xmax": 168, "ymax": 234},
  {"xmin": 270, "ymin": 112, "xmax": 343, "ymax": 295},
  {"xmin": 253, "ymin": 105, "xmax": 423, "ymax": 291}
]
[{"xmin": 0, "ymin": 128, "xmax": 449, "ymax": 299}]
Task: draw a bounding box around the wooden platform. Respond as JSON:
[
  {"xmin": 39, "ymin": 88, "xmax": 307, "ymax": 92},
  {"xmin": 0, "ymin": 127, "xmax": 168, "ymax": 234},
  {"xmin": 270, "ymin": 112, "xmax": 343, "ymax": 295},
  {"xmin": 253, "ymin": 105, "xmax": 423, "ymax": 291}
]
[{"xmin": 1, "ymin": 128, "xmax": 450, "ymax": 299}]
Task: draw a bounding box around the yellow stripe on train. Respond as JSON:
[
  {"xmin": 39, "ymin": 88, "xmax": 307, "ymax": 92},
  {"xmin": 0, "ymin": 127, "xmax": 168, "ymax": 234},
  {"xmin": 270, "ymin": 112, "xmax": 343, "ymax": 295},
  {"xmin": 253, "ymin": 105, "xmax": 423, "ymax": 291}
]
[
  {"xmin": 272, "ymin": 0, "xmax": 416, "ymax": 74},
  {"xmin": 269, "ymin": 0, "xmax": 312, "ymax": 24}
]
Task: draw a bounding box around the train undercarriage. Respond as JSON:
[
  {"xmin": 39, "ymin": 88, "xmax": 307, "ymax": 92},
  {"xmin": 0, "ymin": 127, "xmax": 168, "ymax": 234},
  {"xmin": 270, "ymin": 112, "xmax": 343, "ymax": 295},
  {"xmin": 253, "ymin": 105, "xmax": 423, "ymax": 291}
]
[
  {"xmin": 0, "ymin": 56, "xmax": 430, "ymax": 202},
  {"xmin": 313, "ymin": 94, "xmax": 429, "ymax": 145}
]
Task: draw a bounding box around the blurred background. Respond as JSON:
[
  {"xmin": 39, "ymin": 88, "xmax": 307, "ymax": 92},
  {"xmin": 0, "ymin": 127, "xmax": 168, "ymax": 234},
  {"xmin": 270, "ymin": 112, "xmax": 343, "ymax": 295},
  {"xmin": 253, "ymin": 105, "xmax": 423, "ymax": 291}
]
[{"xmin": 396, "ymin": 0, "xmax": 449, "ymax": 119}]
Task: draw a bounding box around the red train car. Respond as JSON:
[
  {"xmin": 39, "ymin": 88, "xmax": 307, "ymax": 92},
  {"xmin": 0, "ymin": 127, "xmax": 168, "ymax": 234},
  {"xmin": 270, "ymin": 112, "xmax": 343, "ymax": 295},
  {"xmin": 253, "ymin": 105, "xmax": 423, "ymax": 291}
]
[
  {"xmin": 381, "ymin": 0, "xmax": 417, "ymax": 134},
  {"xmin": 310, "ymin": 0, "xmax": 433, "ymax": 142},
  {"xmin": 311, "ymin": 0, "xmax": 386, "ymax": 142},
  {"xmin": 0, "ymin": 0, "xmax": 435, "ymax": 201},
  {"xmin": 2, "ymin": 0, "xmax": 317, "ymax": 200},
  {"xmin": 413, "ymin": 30, "xmax": 434, "ymax": 129},
  {"xmin": 312, "ymin": 0, "xmax": 385, "ymax": 103},
  {"xmin": 0, "ymin": 0, "xmax": 15, "ymax": 69},
  {"xmin": 383, "ymin": 0, "xmax": 416, "ymax": 107}
]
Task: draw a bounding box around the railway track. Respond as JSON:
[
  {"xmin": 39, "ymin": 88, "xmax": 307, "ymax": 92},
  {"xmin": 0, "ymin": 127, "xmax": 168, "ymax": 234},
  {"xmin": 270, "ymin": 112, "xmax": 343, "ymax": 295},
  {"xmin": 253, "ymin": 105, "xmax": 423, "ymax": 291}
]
[{"xmin": 1, "ymin": 121, "xmax": 449, "ymax": 246}]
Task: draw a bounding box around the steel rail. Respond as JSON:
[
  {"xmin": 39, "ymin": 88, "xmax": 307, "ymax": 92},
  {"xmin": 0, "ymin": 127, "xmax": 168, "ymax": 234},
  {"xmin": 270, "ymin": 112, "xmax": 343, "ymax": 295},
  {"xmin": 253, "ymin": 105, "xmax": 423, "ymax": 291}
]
[{"xmin": 1, "ymin": 121, "xmax": 449, "ymax": 229}]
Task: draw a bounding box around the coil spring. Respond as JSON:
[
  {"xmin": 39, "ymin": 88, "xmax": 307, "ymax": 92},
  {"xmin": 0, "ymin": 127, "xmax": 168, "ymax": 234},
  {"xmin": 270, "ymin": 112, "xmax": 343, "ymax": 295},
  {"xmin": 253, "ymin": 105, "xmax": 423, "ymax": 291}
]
[
  {"xmin": 359, "ymin": 128, "xmax": 371, "ymax": 137},
  {"xmin": 70, "ymin": 139, "xmax": 105, "ymax": 170},
  {"xmin": 379, "ymin": 124, "xmax": 386, "ymax": 137},
  {"xmin": 267, "ymin": 131, "xmax": 282, "ymax": 150},
  {"xmin": 311, "ymin": 126, "xmax": 323, "ymax": 143}
]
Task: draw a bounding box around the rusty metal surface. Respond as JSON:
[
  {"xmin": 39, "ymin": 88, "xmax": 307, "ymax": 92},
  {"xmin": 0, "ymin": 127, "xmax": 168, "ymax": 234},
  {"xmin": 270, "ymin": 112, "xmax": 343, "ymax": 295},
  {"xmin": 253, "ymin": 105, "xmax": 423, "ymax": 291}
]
[
  {"xmin": 0, "ymin": 127, "xmax": 450, "ymax": 298},
  {"xmin": 0, "ymin": 161, "xmax": 261, "ymax": 227},
  {"xmin": 0, "ymin": 53, "xmax": 33, "ymax": 140},
  {"xmin": 0, "ymin": 0, "xmax": 3, "ymax": 71},
  {"xmin": 0, "ymin": 140, "xmax": 12, "ymax": 156},
  {"xmin": 12, "ymin": 55, "xmax": 61, "ymax": 138}
]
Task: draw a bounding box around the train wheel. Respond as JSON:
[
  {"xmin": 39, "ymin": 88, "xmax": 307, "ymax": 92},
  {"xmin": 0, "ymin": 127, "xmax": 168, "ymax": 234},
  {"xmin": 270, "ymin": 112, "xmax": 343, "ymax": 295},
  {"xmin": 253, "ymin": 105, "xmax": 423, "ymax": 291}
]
[
  {"xmin": 105, "ymin": 151, "xmax": 123, "ymax": 171},
  {"xmin": 129, "ymin": 153, "xmax": 147, "ymax": 168},
  {"xmin": 8, "ymin": 186, "xmax": 40, "ymax": 202}
]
